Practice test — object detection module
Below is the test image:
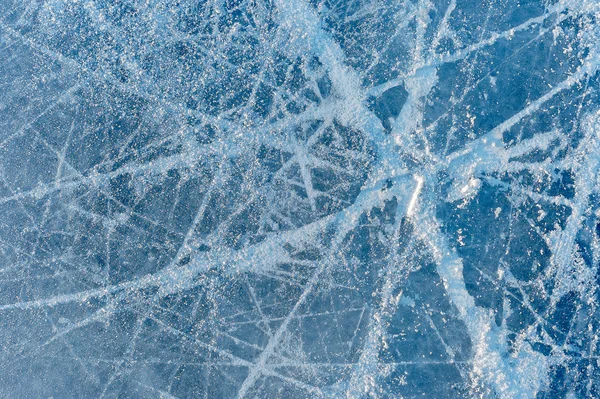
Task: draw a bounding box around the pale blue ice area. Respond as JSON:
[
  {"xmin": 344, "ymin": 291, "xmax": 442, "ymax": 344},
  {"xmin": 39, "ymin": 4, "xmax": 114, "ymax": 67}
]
[{"xmin": 0, "ymin": 0, "xmax": 599, "ymax": 398}]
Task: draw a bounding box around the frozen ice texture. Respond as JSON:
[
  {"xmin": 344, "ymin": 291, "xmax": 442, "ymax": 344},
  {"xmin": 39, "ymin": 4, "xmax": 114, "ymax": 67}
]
[{"xmin": 0, "ymin": 0, "xmax": 599, "ymax": 397}]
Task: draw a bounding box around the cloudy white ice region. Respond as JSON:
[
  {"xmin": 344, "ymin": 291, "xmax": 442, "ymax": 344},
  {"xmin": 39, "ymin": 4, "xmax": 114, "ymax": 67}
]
[{"xmin": 0, "ymin": 0, "xmax": 600, "ymax": 397}]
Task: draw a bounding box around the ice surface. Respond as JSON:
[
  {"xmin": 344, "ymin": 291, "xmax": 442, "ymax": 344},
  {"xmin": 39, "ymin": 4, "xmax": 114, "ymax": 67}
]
[{"xmin": 0, "ymin": 0, "xmax": 599, "ymax": 398}]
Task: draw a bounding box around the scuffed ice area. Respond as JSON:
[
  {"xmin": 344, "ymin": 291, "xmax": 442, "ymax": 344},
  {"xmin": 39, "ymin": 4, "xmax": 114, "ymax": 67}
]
[{"xmin": 0, "ymin": 0, "xmax": 599, "ymax": 397}]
